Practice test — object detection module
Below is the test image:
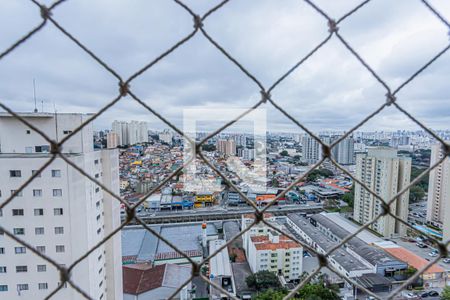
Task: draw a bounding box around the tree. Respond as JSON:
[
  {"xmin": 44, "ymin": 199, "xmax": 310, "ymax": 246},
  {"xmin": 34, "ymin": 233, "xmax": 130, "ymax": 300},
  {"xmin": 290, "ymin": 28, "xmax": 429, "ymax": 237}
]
[
  {"xmin": 342, "ymin": 184, "xmax": 355, "ymax": 208},
  {"xmin": 307, "ymin": 169, "xmax": 334, "ymax": 182},
  {"xmin": 280, "ymin": 150, "xmax": 289, "ymax": 157},
  {"xmin": 246, "ymin": 271, "xmax": 281, "ymax": 291},
  {"xmin": 409, "ymin": 185, "xmax": 425, "ymax": 203},
  {"xmin": 254, "ymin": 289, "xmax": 287, "ymax": 300},
  {"xmin": 202, "ymin": 144, "xmax": 216, "ymax": 152},
  {"xmin": 296, "ymin": 283, "xmax": 340, "ymax": 300},
  {"xmin": 442, "ymin": 286, "xmax": 450, "ymax": 300}
]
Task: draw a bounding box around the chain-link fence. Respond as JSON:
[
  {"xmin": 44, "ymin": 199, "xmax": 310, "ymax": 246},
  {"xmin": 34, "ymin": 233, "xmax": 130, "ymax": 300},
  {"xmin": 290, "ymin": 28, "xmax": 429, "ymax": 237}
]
[{"xmin": 1, "ymin": 0, "xmax": 450, "ymax": 299}]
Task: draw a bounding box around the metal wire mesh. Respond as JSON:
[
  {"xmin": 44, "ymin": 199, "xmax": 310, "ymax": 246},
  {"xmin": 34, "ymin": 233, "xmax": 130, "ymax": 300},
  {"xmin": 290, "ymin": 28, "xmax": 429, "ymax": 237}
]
[{"xmin": 0, "ymin": 0, "xmax": 449, "ymax": 299}]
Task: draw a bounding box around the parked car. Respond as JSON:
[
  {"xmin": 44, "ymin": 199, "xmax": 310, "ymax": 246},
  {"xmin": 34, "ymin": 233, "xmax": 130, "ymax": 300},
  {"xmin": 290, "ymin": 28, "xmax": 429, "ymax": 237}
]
[
  {"xmin": 416, "ymin": 242, "xmax": 428, "ymax": 248},
  {"xmin": 428, "ymin": 252, "xmax": 438, "ymax": 257},
  {"xmin": 420, "ymin": 292, "xmax": 429, "ymax": 298},
  {"xmin": 427, "ymin": 290, "xmax": 439, "ymax": 297},
  {"xmin": 443, "ymin": 258, "xmax": 450, "ymax": 263}
]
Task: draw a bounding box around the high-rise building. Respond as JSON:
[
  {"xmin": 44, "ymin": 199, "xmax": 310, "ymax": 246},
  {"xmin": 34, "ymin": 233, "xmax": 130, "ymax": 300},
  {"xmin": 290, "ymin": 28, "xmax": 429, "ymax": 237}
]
[
  {"xmin": 111, "ymin": 120, "xmax": 148, "ymax": 146},
  {"xmin": 238, "ymin": 148, "xmax": 255, "ymax": 160},
  {"xmin": 354, "ymin": 147, "xmax": 411, "ymax": 237},
  {"xmin": 331, "ymin": 135, "xmax": 355, "ymax": 165},
  {"xmin": 216, "ymin": 139, "xmax": 236, "ymax": 156},
  {"xmin": 111, "ymin": 120, "xmax": 128, "ymax": 146},
  {"xmin": 107, "ymin": 132, "xmax": 119, "ymax": 149},
  {"xmin": 426, "ymin": 144, "xmax": 450, "ymax": 233},
  {"xmin": 158, "ymin": 129, "xmax": 173, "ymax": 145},
  {"xmin": 0, "ymin": 112, "xmax": 122, "ymax": 300},
  {"xmin": 301, "ymin": 135, "xmax": 320, "ymax": 164}
]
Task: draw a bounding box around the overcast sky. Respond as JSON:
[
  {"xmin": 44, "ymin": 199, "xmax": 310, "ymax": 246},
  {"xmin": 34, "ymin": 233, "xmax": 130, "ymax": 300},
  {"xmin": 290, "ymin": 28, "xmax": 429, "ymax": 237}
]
[{"xmin": 1, "ymin": 0, "xmax": 449, "ymax": 133}]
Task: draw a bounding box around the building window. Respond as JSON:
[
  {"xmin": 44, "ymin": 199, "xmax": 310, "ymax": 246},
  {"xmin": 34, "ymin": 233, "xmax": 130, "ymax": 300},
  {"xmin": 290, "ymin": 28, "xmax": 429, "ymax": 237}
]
[
  {"xmin": 15, "ymin": 247, "xmax": 26, "ymax": 254},
  {"xmin": 94, "ymin": 159, "xmax": 99, "ymax": 165},
  {"xmin": 38, "ymin": 283, "xmax": 48, "ymax": 290},
  {"xmin": 51, "ymin": 170, "xmax": 61, "ymax": 177},
  {"xmin": 35, "ymin": 227, "xmax": 44, "ymax": 235},
  {"xmin": 31, "ymin": 170, "xmax": 41, "ymax": 177},
  {"xmin": 12, "ymin": 209, "xmax": 24, "ymax": 216},
  {"xmin": 63, "ymin": 130, "xmax": 72, "ymax": 134},
  {"xmin": 37, "ymin": 265, "xmax": 46, "ymax": 272},
  {"xmin": 35, "ymin": 145, "xmax": 50, "ymax": 153},
  {"xmin": 34, "ymin": 208, "xmax": 44, "ymax": 216},
  {"xmin": 53, "ymin": 189, "xmax": 62, "ymax": 197},
  {"xmin": 0, "ymin": 267, "xmax": 6, "ymax": 273},
  {"xmin": 16, "ymin": 266, "xmax": 28, "ymax": 273},
  {"xmin": 9, "ymin": 170, "xmax": 21, "ymax": 177},
  {"xmin": 56, "ymin": 245, "xmax": 65, "ymax": 253},
  {"xmin": 0, "ymin": 285, "xmax": 8, "ymax": 292},
  {"xmin": 36, "ymin": 246, "xmax": 46, "ymax": 254},
  {"xmin": 26, "ymin": 130, "xmax": 31, "ymax": 134},
  {"xmin": 54, "ymin": 208, "xmax": 63, "ymax": 216},
  {"xmin": 33, "ymin": 189, "xmax": 42, "ymax": 197},
  {"xmin": 95, "ymin": 187, "xmax": 100, "ymax": 193},
  {"xmin": 54, "ymin": 227, "xmax": 64, "ymax": 235},
  {"xmin": 17, "ymin": 284, "xmax": 28, "ymax": 291},
  {"xmin": 13, "ymin": 228, "xmax": 25, "ymax": 235},
  {"xmin": 11, "ymin": 190, "xmax": 23, "ymax": 197},
  {"xmin": 0, "ymin": 248, "xmax": 4, "ymax": 254}
]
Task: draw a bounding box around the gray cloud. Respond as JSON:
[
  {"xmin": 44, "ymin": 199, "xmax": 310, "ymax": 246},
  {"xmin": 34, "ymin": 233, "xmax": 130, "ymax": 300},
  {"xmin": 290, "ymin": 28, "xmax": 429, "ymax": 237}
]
[{"xmin": 0, "ymin": 0, "xmax": 449, "ymax": 133}]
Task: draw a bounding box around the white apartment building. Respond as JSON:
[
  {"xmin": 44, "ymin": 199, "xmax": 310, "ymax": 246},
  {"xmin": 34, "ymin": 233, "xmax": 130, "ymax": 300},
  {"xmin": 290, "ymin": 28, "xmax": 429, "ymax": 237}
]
[
  {"xmin": 354, "ymin": 147, "xmax": 411, "ymax": 238},
  {"xmin": 111, "ymin": 120, "xmax": 148, "ymax": 147},
  {"xmin": 241, "ymin": 214, "xmax": 302, "ymax": 282},
  {"xmin": 238, "ymin": 148, "xmax": 254, "ymax": 161},
  {"xmin": 112, "ymin": 120, "xmax": 128, "ymax": 146},
  {"xmin": 331, "ymin": 135, "xmax": 355, "ymax": 165},
  {"xmin": 158, "ymin": 129, "xmax": 173, "ymax": 145},
  {"xmin": 301, "ymin": 135, "xmax": 320, "ymax": 165},
  {"xmin": 426, "ymin": 144, "xmax": 450, "ymax": 228},
  {"xmin": 0, "ymin": 112, "xmax": 122, "ymax": 300},
  {"xmin": 247, "ymin": 231, "xmax": 302, "ymax": 282}
]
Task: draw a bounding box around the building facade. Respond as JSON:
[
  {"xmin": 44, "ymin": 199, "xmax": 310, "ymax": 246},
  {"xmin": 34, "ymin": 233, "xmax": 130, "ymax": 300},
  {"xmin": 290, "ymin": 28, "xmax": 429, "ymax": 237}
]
[
  {"xmin": 112, "ymin": 120, "xmax": 148, "ymax": 147},
  {"xmin": 301, "ymin": 135, "xmax": 320, "ymax": 165},
  {"xmin": 216, "ymin": 139, "xmax": 236, "ymax": 156},
  {"xmin": 354, "ymin": 147, "xmax": 411, "ymax": 237},
  {"xmin": 426, "ymin": 144, "xmax": 450, "ymax": 234},
  {"xmin": 107, "ymin": 132, "xmax": 119, "ymax": 149},
  {"xmin": 0, "ymin": 112, "xmax": 122, "ymax": 300},
  {"xmin": 331, "ymin": 135, "xmax": 355, "ymax": 165}
]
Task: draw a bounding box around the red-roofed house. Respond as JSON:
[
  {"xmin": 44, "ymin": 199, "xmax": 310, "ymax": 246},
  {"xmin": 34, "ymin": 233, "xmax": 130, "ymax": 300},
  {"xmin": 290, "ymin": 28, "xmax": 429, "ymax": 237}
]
[
  {"xmin": 123, "ymin": 263, "xmax": 192, "ymax": 300},
  {"xmin": 383, "ymin": 246, "xmax": 447, "ymax": 288}
]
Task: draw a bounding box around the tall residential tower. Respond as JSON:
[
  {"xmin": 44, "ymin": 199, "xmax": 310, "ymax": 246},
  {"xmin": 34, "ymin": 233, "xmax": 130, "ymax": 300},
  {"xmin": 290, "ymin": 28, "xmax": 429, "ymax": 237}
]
[
  {"xmin": 0, "ymin": 112, "xmax": 122, "ymax": 300},
  {"xmin": 426, "ymin": 144, "xmax": 450, "ymax": 242},
  {"xmin": 354, "ymin": 147, "xmax": 411, "ymax": 237}
]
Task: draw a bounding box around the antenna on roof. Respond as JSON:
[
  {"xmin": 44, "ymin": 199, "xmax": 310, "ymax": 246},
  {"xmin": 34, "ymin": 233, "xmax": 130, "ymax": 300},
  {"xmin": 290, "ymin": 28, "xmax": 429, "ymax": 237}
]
[{"xmin": 33, "ymin": 79, "xmax": 38, "ymax": 113}]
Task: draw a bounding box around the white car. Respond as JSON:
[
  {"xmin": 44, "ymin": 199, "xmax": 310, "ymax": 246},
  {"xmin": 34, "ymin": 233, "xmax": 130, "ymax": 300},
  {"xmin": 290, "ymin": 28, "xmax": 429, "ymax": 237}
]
[
  {"xmin": 443, "ymin": 258, "xmax": 450, "ymax": 263},
  {"xmin": 429, "ymin": 252, "xmax": 438, "ymax": 257}
]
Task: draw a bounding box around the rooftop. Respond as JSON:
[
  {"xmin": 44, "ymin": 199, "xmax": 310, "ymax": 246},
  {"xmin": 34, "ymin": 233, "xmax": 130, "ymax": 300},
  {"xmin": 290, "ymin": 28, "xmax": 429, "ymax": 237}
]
[
  {"xmin": 310, "ymin": 213, "xmax": 402, "ymax": 267},
  {"xmin": 123, "ymin": 263, "xmax": 191, "ymax": 295},
  {"xmin": 383, "ymin": 246, "xmax": 445, "ymax": 275},
  {"xmin": 287, "ymin": 213, "xmax": 371, "ymax": 273},
  {"xmin": 250, "ymin": 234, "xmax": 301, "ymax": 251}
]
